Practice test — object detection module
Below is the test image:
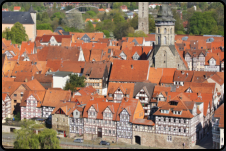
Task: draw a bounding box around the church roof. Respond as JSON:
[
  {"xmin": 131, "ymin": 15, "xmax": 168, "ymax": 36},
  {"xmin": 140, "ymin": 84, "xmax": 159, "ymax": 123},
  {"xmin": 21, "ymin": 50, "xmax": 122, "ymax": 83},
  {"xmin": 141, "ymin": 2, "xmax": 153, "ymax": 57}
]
[
  {"xmin": 2, "ymin": 11, "xmax": 34, "ymax": 24},
  {"xmin": 155, "ymin": 4, "xmax": 176, "ymax": 22},
  {"xmin": 28, "ymin": 5, "xmax": 36, "ymax": 13}
]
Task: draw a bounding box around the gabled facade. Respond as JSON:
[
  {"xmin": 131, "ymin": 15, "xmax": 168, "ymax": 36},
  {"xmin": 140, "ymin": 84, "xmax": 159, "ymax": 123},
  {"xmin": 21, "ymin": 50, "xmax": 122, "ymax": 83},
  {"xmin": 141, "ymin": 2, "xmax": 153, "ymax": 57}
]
[
  {"xmin": 20, "ymin": 91, "xmax": 45, "ymax": 120},
  {"xmin": 205, "ymin": 57, "xmax": 220, "ymax": 72}
]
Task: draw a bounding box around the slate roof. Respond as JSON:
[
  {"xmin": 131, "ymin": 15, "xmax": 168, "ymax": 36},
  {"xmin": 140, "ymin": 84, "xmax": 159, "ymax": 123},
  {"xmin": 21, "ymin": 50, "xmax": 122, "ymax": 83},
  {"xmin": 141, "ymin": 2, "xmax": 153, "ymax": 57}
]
[
  {"xmin": 28, "ymin": 5, "xmax": 36, "ymax": 13},
  {"xmin": 2, "ymin": 11, "xmax": 34, "ymax": 24}
]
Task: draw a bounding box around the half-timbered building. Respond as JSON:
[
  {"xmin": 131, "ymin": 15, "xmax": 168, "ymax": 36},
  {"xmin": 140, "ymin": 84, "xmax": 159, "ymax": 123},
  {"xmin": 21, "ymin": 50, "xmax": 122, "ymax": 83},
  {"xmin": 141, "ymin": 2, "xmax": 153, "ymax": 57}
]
[
  {"xmin": 2, "ymin": 93, "xmax": 11, "ymax": 123},
  {"xmin": 51, "ymin": 101, "xmax": 84, "ymax": 138},
  {"xmin": 133, "ymin": 82, "xmax": 156, "ymax": 117},
  {"xmin": 106, "ymin": 82, "xmax": 135, "ymax": 103},
  {"xmin": 83, "ymin": 98, "xmax": 120, "ymax": 142},
  {"xmin": 153, "ymin": 93, "xmax": 202, "ymax": 149},
  {"xmin": 42, "ymin": 89, "xmax": 71, "ymax": 125},
  {"xmin": 20, "ymin": 90, "xmax": 46, "ymax": 120},
  {"xmin": 116, "ymin": 98, "xmax": 144, "ymax": 144}
]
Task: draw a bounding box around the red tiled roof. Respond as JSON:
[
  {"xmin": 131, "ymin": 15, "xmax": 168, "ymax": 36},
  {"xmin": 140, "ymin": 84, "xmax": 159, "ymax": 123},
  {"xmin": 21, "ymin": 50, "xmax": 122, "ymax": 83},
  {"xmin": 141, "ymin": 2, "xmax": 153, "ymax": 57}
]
[
  {"xmin": 110, "ymin": 60, "xmax": 149, "ymax": 82},
  {"xmin": 192, "ymin": 71, "xmax": 215, "ymax": 83},
  {"xmin": 20, "ymin": 90, "xmax": 46, "ymax": 107},
  {"xmin": 59, "ymin": 61, "xmax": 85, "ymax": 73},
  {"xmin": 36, "ymin": 30, "xmax": 53, "ymax": 37},
  {"xmin": 132, "ymin": 118, "xmax": 155, "ymax": 126},
  {"xmin": 160, "ymin": 68, "xmax": 177, "ymax": 84},
  {"xmin": 14, "ymin": 6, "xmax": 21, "ymax": 10},
  {"xmin": 174, "ymin": 70, "xmax": 194, "ymax": 82},
  {"xmin": 40, "ymin": 35, "xmax": 72, "ymax": 43},
  {"xmin": 145, "ymin": 34, "xmax": 155, "ymax": 41},
  {"xmin": 205, "ymin": 53, "xmax": 220, "ymax": 66},
  {"xmin": 148, "ymin": 68, "xmax": 163, "ymax": 84}
]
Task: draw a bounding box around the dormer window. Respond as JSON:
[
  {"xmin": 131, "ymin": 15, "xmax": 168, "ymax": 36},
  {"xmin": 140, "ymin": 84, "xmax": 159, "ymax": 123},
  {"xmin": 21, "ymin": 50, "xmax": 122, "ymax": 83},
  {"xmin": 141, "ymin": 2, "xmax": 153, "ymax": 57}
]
[
  {"xmin": 109, "ymin": 94, "xmax": 112, "ymax": 97},
  {"xmin": 170, "ymin": 101, "xmax": 178, "ymax": 106}
]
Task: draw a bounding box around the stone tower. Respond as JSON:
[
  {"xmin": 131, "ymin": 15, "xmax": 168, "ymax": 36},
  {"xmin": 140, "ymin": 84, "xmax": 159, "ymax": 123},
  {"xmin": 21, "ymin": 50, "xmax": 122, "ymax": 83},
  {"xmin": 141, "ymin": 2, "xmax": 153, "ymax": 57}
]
[
  {"xmin": 138, "ymin": 2, "xmax": 149, "ymax": 34},
  {"xmin": 147, "ymin": 4, "xmax": 187, "ymax": 70},
  {"xmin": 28, "ymin": 5, "xmax": 36, "ymax": 41}
]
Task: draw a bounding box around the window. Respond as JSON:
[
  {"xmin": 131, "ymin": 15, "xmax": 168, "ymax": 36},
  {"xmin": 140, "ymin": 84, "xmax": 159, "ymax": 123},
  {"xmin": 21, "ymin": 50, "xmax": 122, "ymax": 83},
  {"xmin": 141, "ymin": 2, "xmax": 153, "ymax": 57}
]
[
  {"xmin": 169, "ymin": 127, "xmax": 171, "ymax": 131},
  {"xmin": 109, "ymin": 130, "xmax": 111, "ymax": 134},
  {"xmin": 105, "ymin": 120, "xmax": 107, "ymax": 124},
  {"xmin": 105, "ymin": 113, "xmax": 107, "ymax": 117},
  {"xmin": 164, "ymin": 28, "xmax": 167, "ymax": 34},
  {"xmin": 167, "ymin": 136, "xmax": 172, "ymax": 142},
  {"xmin": 21, "ymin": 92, "xmax": 23, "ymax": 97},
  {"xmin": 164, "ymin": 36, "xmax": 167, "ymax": 45},
  {"xmin": 109, "ymin": 94, "xmax": 112, "ymax": 97},
  {"xmin": 63, "ymin": 118, "xmax": 65, "ymax": 122},
  {"xmin": 56, "ymin": 118, "xmax": 58, "ymax": 122},
  {"xmin": 76, "ymin": 127, "xmax": 79, "ymax": 131},
  {"xmin": 93, "ymin": 128, "xmax": 95, "ymax": 132},
  {"xmin": 184, "ymin": 129, "xmax": 186, "ymax": 133},
  {"xmin": 158, "ymin": 28, "xmax": 160, "ymax": 33},
  {"xmin": 179, "ymin": 129, "xmax": 181, "ymax": 132},
  {"xmin": 113, "ymin": 130, "xmax": 115, "ymax": 134},
  {"xmin": 159, "ymin": 127, "xmax": 161, "ymax": 130},
  {"xmin": 14, "ymin": 100, "xmax": 17, "ymax": 103},
  {"xmin": 109, "ymin": 121, "xmax": 111, "ymax": 125},
  {"xmin": 14, "ymin": 94, "xmax": 17, "ymax": 97},
  {"xmin": 149, "ymin": 126, "xmax": 152, "ymax": 130},
  {"xmin": 105, "ymin": 129, "xmax": 107, "ymax": 134}
]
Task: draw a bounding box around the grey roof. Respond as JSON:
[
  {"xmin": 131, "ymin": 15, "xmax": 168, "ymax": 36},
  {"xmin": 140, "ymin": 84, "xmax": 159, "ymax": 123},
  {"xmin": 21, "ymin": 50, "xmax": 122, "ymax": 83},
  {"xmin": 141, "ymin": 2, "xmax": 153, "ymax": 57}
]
[
  {"xmin": 2, "ymin": 11, "xmax": 34, "ymax": 24},
  {"xmin": 155, "ymin": 4, "xmax": 176, "ymax": 22},
  {"xmin": 54, "ymin": 26, "xmax": 65, "ymax": 33},
  {"xmin": 28, "ymin": 5, "xmax": 36, "ymax": 13},
  {"xmin": 54, "ymin": 71, "xmax": 72, "ymax": 77},
  {"xmin": 168, "ymin": 45, "xmax": 176, "ymax": 56},
  {"xmin": 62, "ymin": 32, "xmax": 70, "ymax": 35},
  {"xmin": 206, "ymin": 38, "xmax": 214, "ymax": 42},
  {"xmin": 133, "ymin": 82, "xmax": 156, "ymax": 102}
]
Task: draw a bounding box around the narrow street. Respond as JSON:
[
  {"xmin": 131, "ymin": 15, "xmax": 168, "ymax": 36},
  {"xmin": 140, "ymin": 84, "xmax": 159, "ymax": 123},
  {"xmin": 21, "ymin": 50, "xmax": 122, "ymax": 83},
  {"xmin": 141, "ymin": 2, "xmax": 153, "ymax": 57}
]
[{"xmin": 193, "ymin": 130, "xmax": 213, "ymax": 149}]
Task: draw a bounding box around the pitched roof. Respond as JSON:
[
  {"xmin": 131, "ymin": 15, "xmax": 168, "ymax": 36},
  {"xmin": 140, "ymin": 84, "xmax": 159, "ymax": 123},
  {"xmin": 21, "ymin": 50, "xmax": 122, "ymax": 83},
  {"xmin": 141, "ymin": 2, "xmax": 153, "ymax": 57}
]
[
  {"xmin": 24, "ymin": 79, "xmax": 46, "ymax": 91},
  {"xmin": 59, "ymin": 61, "xmax": 85, "ymax": 73},
  {"xmin": 133, "ymin": 82, "xmax": 156, "ymax": 102},
  {"xmin": 83, "ymin": 98, "xmax": 120, "ymax": 120},
  {"xmin": 132, "ymin": 118, "xmax": 155, "ymax": 126},
  {"xmin": 173, "ymin": 70, "xmax": 194, "ymax": 82},
  {"xmin": 148, "ymin": 68, "xmax": 163, "ymax": 84},
  {"xmin": 36, "ymin": 30, "xmax": 53, "ymax": 37},
  {"xmin": 2, "ymin": 60, "xmax": 16, "ymax": 77},
  {"xmin": 110, "ymin": 60, "xmax": 149, "ymax": 82},
  {"xmin": 89, "ymin": 49, "xmax": 103, "ymax": 61},
  {"xmin": 37, "ymin": 46, "xmax": 80, "ymax": 61},
  {"xmin": 39, "ymin": 35, "xmax": 72, "ymax": 43},
  {"xmin": 127, "ymin": 37, "xmax": 143, "ymax": 45},
  {"xmin": 83, "ymin": 61, "xmax": 108, "ymax": 79},
  {"xmin": 14, "ymin": 72, "xmax": 33, "ymax": 82},
  {"xmin": 160, "ymin": 68, "xmax": 177, "ymax": 84},
  {"xmin": 107, "ymin": 82, "xmax": 135, "ymax": 100},
  {"xmin": 11, "ymin": 61, "xmax": 36, "ymax": 77},
  {"xmin": 2, "ymin": 77, "xmax": 15, "ymax": 82},
  {"xmin": 209, "ymin": 72, "xmax": 224, "ymax": 85},
  {"xmin": 2, "ymin": 81, "xmax": 24, "ymax": 96},
  {"xmin": 205, "ymin": 53, "xmax": 220, "ymax": 66},
  {"xmin": 71, "ymin": 95, "xmax": 93, "ymax": 105},
  {"xmin": 61, "ymin": 38, "xmax": 71, "ymax": 47},
  {"xmin": 2, "ymin": 11, "xmax": 34, "ymax": 24},
  {"xmin": 34, "ymin": 74, "xmax": 53, "ymax": 83},
  {"xmin": 42, "ymin": 89, "xmax": 71, "ymax": 107},
  {"xmin": 145, "ymin": 34, "xmax": 155, "ymax": 41},
  {"xmin": 176, "ymin": 82, "xmax": 215, "ymax": 94},
  {"xmin": 121, "ymin": 42, "xmax": 134, "ymax": 50},
  {"xmin": 192, "ymin": 71, "xmax": 215, "ymax": 83},
  {"xmin": 214, "ymin": 103, "xmax": 224, "ymax": 128},
  {"xmin": 20, "ymin": 90, "xmax": 46, "ymax": 107},
  {"xmin": 70, "ymin": 32, "xmax": 104, "ymax": 42},
  {"xmin": 20, "ymin": 41, "xmax": 35, "ymax": 56},
  {"xmin": 73, "ymin": 86, "xmax": 96, "ymax": 96}
]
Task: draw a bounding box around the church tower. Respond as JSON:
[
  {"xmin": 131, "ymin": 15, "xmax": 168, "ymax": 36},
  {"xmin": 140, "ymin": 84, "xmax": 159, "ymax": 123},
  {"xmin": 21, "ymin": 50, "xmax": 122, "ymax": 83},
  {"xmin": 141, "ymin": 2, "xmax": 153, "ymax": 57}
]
[
  {"xmin": 138, "ymin": 2, "xmax": 149, "ymax": 34},
  {"xmin": 28, "ymin": 5, "xmax": 36, "ymax": 41},
  {"xmin": 148, "ymin": 3, "xmax": 187, "ymax": 70},
  {"xmin": 155, "ymin": 4, "xmax": 175, "ymax": 46}
]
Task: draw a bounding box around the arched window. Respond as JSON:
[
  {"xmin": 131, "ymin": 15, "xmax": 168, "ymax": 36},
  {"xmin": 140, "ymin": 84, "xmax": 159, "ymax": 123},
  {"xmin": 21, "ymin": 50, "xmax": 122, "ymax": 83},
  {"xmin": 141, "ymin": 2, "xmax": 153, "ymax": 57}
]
[
  {"xmin": 169, "ymin": 36, "xmax": 171, "ymax": 45},
  {"xmin": 170, "ymin": 28, "xmax": 172, "ymax": 34},
  {"xmin": 158, "ymin": 28, "xmax": 160, "ymax": 33},
  {"xmin": 164, "ymin": 36, "xmax": 167, "ymax": 45},
  {"xmin": 164, "ymin": 28, "xmax": 167, "ymax": 34}
]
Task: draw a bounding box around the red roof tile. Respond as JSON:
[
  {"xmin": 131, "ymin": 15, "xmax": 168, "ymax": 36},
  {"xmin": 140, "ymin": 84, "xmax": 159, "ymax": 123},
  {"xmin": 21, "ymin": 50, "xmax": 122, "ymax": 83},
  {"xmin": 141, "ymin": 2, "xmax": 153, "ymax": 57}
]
[{"xmin": 110, "ymin": 60, "xmax": 149, "ymax": 82}]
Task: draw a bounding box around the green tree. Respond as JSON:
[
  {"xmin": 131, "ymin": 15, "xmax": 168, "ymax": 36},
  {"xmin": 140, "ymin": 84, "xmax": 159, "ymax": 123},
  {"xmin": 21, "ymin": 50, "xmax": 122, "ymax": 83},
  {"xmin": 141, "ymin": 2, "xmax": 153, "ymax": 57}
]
[
  {"xmin": 62, "ymin": 12, "xmax": 84, "ymax": 30},
  {"xmin": 10, "ymin": 22, "xmax": 28, "ymax": 44},
  {"xmin": 37, "ymin": 23, "xmax": 53, "ymax": 31},
  {"xmin": 39, "ymin": 128, "xmax": 61, "ymax": 149},
  {"xmin": 172, "ymin": 9, "xmax": 185, "ymax": 34},
  {"xmin": 133, "ymin": 30, "xmax": 147, "ymax": 37},
  {"xmin": 103, "ymin": 30, "xmax": 110, "ymax": 38},
  {"xmin": 84, "ymin": 21, "xmax": 95, "ymax": 32},
  {"xmin": 64, "ymin": 74, "xmax": 86, "ymax": 92},
  {"xmin": 129, "ymin": 13, "xmax": 138, "ymax": 29},
  {"xmin": 95, "ymin": 22, "xmax": 104, "ymax": 31},
  {"xmin": 14, "ymin": 120, "xmax": 40, "ymax": 149},
  {"xmin": 86, "ymin": 10, "xmax": 96, "ymax": 18},
  {"xmin": 113, "ymin": 13, "xmax": 125, "ymax": 24},
  {"xmin": 53, "ymin": 2, "xmax": 57, "ymax": 11},
  {"xmin": 102, "ymin": 19, "xmax": 115, "ymax": 32},
  {"xmin": 99, "ymin": 4, "xmax": 103, "ymax": 9},
  {"xmin": 2, "ymin": 27, "xmax": 12, "ymax": 40},
  {"xmin": 149, "ymin": 14, "xmax": 155, "ymax": 33},
  {"xmin": 14, "ymin": 112, "xmax": 21, "ymax": 121},
  {"xmin": 113, "ymin": 21, "xmax": 129, "ymax": 40}
]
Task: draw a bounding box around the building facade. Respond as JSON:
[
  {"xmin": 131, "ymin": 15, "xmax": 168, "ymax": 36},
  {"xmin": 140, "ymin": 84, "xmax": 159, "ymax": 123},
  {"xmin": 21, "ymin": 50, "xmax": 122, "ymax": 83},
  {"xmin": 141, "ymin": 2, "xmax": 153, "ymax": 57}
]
[{"xmin": 2, "ymin": 93, "xmax": 11, "ymax": 123}]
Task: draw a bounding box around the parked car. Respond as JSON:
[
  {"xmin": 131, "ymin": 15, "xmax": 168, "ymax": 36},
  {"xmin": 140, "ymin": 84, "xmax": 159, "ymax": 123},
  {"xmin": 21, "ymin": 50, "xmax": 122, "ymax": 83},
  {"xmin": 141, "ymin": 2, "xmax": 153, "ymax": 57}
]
[
  {"xmin": 73, "ymin": 138, "xmax": 83, "ymax": 143},
  {"xmin": 99, "ymin": 141, "xmax": 110, "ymax": 145},
  {"xmin": 57, "ymin": 136, "xmax": 60, "ymax": 139}
]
